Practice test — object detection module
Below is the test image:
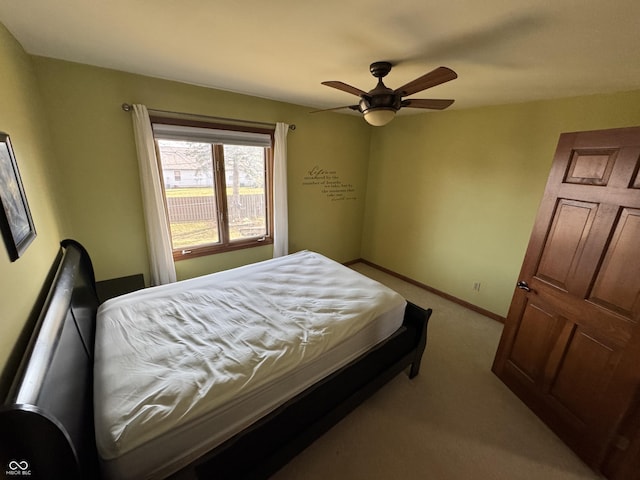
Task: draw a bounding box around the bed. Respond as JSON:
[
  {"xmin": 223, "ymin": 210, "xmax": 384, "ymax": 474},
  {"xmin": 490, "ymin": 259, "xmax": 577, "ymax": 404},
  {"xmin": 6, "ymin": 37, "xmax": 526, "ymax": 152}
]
[{"xmin": 0, "ymin": 240, "xmax": 431, "ymax": 479}]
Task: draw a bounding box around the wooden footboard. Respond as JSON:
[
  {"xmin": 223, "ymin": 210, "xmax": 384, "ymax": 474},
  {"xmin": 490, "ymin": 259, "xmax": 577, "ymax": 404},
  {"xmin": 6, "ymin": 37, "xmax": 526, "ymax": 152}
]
[{"xmin": 0, "ymin": 241, "xmax": 431, "ymax": 480}]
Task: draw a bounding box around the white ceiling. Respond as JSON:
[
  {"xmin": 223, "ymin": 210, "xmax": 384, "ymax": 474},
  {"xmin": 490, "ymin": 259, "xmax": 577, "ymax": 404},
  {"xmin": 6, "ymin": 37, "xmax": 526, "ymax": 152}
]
[{"xmin": 1, "ymin": 0, "xmax": 639, "ymax": 114}]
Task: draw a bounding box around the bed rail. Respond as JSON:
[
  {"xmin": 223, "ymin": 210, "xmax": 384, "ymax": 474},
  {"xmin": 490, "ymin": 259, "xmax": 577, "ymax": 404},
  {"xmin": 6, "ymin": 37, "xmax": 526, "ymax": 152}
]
[{"xmin": 0, "ymin": 240, "xmax": 98, "ymax": 479}]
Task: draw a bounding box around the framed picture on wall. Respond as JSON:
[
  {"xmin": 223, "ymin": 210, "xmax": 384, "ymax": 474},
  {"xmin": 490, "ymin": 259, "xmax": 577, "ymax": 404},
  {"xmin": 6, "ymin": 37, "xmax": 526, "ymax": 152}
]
[{"xmin": 0, "ymin": 132, "xmax": 36, "ymax": 261}]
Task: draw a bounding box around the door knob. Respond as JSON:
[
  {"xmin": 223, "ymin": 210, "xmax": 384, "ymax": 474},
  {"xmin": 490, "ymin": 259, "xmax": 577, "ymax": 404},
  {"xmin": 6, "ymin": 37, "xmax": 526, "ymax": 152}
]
[{"xmin": 516, "ymin": 281, "xmax": 532, "ymax": 292}]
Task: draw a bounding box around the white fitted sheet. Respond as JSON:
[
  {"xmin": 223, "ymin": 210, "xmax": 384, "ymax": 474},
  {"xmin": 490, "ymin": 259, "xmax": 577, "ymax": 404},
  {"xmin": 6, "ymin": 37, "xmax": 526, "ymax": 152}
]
[{"xmin": 94, "ymin": 250, "xmax": 406, "ymax": 479}]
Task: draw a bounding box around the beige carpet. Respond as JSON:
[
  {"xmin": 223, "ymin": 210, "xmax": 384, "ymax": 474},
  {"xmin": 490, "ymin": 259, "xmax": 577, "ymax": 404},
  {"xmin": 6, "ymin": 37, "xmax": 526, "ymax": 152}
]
[{"xmin": 271, "ymin": 263, "xmax": 603, "ymax": 480}]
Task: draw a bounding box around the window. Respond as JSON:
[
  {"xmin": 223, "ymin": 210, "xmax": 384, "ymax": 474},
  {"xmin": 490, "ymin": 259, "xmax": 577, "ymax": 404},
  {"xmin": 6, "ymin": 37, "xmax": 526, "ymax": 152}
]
[{"xmin": 152, "ymin": 118, "xmax": 274, "ymax": 260}]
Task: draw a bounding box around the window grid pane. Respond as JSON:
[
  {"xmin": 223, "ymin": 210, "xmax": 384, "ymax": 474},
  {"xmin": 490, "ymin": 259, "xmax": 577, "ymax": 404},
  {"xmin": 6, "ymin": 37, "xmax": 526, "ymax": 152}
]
[
  {"xmin": 223, "ymin": 145, "xmax": 267, "ymax": 241},
  {"xmin": 156, "ymin": 140, "xmax": 220, "ymax": 249}
]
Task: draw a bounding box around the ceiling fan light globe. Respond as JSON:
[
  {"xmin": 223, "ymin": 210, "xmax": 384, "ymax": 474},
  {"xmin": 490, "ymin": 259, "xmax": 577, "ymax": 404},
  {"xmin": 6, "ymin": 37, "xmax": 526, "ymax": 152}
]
[{"xmin": 363, "ymin": 108, "xmax": 396, "ymax": 126}]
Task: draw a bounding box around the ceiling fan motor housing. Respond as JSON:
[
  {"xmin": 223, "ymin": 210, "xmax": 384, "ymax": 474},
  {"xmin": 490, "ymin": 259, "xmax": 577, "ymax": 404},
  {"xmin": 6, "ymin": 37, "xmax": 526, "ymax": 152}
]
[
  {"xmin": 357, "ymin": 61, "xmax": 403, "ymax": 114},
  {"xmin": 359, "ymin": 80, "xmax": 402, "ymax": 114}
]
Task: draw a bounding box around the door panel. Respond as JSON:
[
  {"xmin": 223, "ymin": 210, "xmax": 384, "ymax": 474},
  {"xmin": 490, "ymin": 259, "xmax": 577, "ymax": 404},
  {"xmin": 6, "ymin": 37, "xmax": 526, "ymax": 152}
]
[
  {"xmin": 549, "ymin": 328, "xmax": 620, "ymax": 423},
  {"xmin": 589, "ymin": 208, "xmax": 640, "ymax": 318},
  {"xmin": 493, "ymin": 126, "xmax": 640, "ymax": 475},
  {"xmin": 633, "ymin": 167, "xmax": 640, "ymax": 188},
  {"xmin": 565, "ymin": 149, "xmax": 617, "ymax": 186},
  {"xmin": 509, "ymin": 303, "xmax": 558, "ymax": 382},
  {"xmin": 536, "ymin": 199, "xmax": 598, "ymax": 291}
]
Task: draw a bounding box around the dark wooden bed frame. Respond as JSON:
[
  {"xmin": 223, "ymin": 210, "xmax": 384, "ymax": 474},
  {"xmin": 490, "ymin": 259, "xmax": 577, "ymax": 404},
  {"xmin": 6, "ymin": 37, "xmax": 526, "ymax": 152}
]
[{"xmin": 0, "ymin": 240, "xmax": 431, "ymax": 480}]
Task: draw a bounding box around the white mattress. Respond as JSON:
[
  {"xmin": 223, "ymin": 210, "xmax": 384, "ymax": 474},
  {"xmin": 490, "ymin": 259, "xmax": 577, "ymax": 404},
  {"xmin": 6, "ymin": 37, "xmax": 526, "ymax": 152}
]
[{"xmin": 94, "ymin": 250, "xmax": 406, "ymax": 479}]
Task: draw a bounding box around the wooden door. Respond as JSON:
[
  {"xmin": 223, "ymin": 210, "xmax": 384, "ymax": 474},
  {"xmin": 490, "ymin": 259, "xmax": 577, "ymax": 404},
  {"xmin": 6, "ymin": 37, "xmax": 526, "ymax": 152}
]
[{"xmin": 492, "ymin": 126, "xmax": 640, "ymax": 475}]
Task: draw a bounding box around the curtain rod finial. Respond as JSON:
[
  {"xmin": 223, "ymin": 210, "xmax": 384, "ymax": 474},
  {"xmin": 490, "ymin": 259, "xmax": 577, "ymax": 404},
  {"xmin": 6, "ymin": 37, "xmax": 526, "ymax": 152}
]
[{"xmin": 122, "ymin": 103, "xmax": 132, "ymax": 112}]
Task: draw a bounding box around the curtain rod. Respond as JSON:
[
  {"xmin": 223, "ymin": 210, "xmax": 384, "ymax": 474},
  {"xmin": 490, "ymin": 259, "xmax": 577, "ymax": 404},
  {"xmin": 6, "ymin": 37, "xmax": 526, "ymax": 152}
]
[{"xmin": 121, "ymin": 103, "xmax": 296, "ymax": 130}]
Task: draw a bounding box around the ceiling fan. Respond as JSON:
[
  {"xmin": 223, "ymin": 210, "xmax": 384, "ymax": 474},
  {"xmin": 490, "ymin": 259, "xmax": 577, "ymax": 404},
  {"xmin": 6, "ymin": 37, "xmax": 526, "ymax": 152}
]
[{"xmin": 314, "ymin": 61, "xmax": 457, "ymax": 126}]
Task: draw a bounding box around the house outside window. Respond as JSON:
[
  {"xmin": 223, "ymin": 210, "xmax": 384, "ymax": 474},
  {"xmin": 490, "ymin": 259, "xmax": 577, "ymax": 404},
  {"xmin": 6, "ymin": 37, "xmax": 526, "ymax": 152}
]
[{"xmin": 152, "ymin": 117, "xmax": 274, "ymax": 259}]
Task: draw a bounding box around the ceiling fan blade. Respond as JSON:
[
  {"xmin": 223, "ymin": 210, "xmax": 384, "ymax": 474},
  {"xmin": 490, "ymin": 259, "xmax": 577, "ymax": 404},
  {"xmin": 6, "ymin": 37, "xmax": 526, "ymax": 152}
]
[
  {"xmin": 403, "ymin": 99, "xmax": 455, "ymax": 110},
  {"xmin": 321, "ymin": 81, "xmax": 367, "ymax": 97},
  {"xmin": 394, "ymin": 67, "xmax": 457, "ymax": 97},
  {"xmin": 310, "ymin": 105, "xmax": 360, "ymax": 113}
]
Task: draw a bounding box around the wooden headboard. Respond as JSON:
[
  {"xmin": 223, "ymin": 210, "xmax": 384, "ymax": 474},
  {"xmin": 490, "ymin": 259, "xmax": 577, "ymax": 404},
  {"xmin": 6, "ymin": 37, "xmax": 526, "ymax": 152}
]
[{"xmin": 0, "ymin": 240, "xmax": 99, "ymax": 479}]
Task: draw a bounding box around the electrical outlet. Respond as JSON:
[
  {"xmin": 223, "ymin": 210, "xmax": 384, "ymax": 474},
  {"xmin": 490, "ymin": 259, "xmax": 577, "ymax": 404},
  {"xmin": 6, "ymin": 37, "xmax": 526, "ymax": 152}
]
[{"xmin": 473, "ymin": 282, "xmax": 481, "ymax": 292}]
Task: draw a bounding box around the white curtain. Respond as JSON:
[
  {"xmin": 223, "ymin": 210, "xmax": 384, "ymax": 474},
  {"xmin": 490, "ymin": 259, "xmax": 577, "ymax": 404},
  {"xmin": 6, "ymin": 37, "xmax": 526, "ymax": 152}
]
[
  {"xmin": 131, "ymin": 104, "xmax": 177, "ymax": 285},
  {"xmin": 273, "ymin": 122, "xmax": 289, "ymax": 257}
]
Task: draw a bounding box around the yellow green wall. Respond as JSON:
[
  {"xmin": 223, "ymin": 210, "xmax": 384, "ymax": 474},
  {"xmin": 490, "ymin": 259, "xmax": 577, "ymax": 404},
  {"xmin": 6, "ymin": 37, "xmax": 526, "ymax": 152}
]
[
  {"xmin": 32, "ymin": 57, "xmax": 372, "ymax": 282},
  {"xmin": 3, "ymin": 20, "xmax": 640, "ymax": 390},
  {"xmin": 362, "ymin": 91, "xmax": 640, "ymax": 317},
  {"xmin": 0, "ymin": 24, "xmax": 64, "ymax": 393}
]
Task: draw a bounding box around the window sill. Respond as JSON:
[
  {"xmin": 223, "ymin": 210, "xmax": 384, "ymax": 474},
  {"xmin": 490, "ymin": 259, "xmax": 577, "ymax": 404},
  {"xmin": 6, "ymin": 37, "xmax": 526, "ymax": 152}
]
[{"xmin": 172, "ymin": 237, "xmax": 273, "ymax": 261}]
